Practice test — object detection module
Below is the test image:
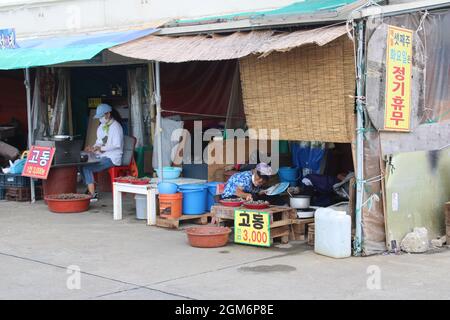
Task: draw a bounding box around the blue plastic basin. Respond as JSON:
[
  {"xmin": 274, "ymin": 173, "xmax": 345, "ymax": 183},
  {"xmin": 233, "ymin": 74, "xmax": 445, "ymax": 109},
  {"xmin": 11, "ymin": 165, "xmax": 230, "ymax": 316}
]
[
  {"xmin": 157, "ymin": 182, "xmax": 178, "ymax": 194},
  {"xmin": 155, "ymin": 166, "xmax": 182, "ymax": 179}
]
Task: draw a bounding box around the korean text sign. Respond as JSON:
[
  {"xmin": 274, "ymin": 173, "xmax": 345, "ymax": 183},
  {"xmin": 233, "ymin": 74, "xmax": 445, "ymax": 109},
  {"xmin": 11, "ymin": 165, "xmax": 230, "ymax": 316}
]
[
  {"xmin": 234, "ymin": 210, "xmax": 270, "ymax": 247},
  {"xmin": 22, "ymin": 146, "xmax": 55, "ymax": 180},
  {"xmin": 384, "ymin": 25, "xmax": 413, "ymax": 131}
]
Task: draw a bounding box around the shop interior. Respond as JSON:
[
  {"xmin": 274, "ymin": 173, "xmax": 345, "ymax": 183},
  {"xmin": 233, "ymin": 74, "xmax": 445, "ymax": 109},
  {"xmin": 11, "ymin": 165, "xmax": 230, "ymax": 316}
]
[{"xmin": 0, "ymin": 58, "xmax": 355, "ymax": 216}]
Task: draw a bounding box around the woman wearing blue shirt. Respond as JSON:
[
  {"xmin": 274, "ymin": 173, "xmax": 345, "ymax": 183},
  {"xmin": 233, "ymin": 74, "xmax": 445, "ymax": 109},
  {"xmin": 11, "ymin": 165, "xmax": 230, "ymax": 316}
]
[{"xmin": 222, "ymin": 163, "xmax": 272, "ymax": 201}]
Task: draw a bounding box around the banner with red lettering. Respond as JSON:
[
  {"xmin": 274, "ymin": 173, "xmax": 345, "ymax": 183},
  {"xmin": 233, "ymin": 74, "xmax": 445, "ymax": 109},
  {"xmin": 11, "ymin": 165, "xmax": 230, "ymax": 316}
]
[
  {"xmin": 22, "ymin": 146, "xmax": 55, "ymax": 180},
  {"xmin": 384, "ymin": 25, "xmax": 413, "ymax": 131}
]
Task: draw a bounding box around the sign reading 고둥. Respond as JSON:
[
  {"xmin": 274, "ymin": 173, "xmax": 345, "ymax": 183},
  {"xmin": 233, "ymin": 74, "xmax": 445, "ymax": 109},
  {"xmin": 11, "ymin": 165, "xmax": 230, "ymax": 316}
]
[
  {"xmin": 22, "ymin": 146, "xmax": 55, "ymax": 180},
  {"xmin": 384, "ymin": 25, "xmax": 413, "ymax": 131},
  {"xmin": 234, "ymin": 210, "xmax": 270, "ymax": 247}
]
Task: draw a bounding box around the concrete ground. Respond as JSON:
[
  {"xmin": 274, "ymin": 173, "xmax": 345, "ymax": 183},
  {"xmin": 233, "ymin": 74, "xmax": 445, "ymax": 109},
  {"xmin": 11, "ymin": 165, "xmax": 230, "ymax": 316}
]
[{"xmin": 1, "ymin": 193, "xmax": 450, "ymax": 300}]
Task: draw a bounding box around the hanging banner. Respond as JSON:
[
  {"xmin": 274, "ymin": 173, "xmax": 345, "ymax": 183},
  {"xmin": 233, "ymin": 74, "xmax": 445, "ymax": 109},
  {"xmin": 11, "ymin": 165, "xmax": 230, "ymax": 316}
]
[
  {"xmin": 0, "ymin": 29, "xmax": 17, "ymax": 49},
  {"xmin": 22, "ymin": 146, "xmax": 55, "ymax": 180},
  {"xmin": 234, "ymin": 210, "xmax": 270, "ymax": 247},
  {"xmin": 384, "ymin": 25, "xmax": 413, "ymax": 131}
]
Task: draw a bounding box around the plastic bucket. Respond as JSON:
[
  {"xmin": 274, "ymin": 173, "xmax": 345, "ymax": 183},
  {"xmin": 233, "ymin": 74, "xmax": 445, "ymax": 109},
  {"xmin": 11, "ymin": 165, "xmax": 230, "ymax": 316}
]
[
  {"xmin": 206, "ymin": 182, "xmax": 222, "ymax": 212},
  {"xmin": 159, "ymin": 192, "xmax": 183, "ymax": 219},
  {"xmin": 135, "ymin": 195, "xmax": 147, "ymax": 220},
  {"xmin": 278, "ymin": 167, "xmax": 299, "ymax": 186},
  {"xmin": 178, "ymin": 184, "xmax": 208, "ymax": 215}
]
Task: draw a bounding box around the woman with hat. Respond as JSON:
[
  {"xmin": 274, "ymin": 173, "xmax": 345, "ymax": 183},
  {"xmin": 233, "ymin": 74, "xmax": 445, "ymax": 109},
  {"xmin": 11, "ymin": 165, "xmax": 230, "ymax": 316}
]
[
  {"xmin": 221, "ymin": 163, "xmax": 273, "ymax": 201},
  {"xmin": 81, "ymin": 103, "xmax": 124, "ymax": 202}
]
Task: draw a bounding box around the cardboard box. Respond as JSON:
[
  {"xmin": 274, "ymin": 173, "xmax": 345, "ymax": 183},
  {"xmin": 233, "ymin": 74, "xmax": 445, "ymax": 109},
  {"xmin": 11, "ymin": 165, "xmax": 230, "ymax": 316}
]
[{"xmin": 206, "ymin": 138, "xmax": 274, "ymax": 181}]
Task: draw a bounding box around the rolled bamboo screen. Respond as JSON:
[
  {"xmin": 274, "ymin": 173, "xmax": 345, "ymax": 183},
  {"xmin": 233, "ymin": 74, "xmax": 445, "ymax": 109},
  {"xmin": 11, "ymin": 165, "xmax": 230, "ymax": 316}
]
[{"xmin": 239, "ymin": 36, "xmax": 356, "ymax": 142}]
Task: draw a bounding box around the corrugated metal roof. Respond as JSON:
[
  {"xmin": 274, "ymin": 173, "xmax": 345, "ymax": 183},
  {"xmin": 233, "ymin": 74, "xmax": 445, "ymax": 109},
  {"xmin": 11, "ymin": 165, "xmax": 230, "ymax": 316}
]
[
  {"xmin": 172, "ymin": 0, "xmax": 358, "ymax": 26},
  {"xmin": 110, "ymin": 25, "xmax": 347, "ymax": 63}
]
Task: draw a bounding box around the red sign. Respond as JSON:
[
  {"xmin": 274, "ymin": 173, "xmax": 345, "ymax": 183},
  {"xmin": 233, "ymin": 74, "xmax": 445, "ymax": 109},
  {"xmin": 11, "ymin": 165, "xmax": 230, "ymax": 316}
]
[{"xmin": 22, "ymin": 146, "xmax": 55, "ymax": 180}]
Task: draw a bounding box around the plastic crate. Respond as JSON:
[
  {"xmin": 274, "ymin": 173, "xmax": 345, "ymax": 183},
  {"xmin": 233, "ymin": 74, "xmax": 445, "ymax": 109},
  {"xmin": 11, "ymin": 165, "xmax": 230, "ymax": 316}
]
[
  {"xmin": 0, "ymin": 174, "xmax": 8, "ymax": 187},
  {"xmin": 3, "ymin": 174, "xmax": 30, "ymax": 187},
  {"xmin": 5, "ymin": 186, "xmax": 43, "ymax": 202},
  {"xmin": 0, "ymin": 174, "xmax": 42, "ymax": 187}
]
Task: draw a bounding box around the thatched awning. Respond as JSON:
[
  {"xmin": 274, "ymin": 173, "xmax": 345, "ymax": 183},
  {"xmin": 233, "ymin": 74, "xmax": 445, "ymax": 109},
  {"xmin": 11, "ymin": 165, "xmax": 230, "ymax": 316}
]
[{"xmin": 109, "ymin": 25, "xmax": 348, "ymax": 63}]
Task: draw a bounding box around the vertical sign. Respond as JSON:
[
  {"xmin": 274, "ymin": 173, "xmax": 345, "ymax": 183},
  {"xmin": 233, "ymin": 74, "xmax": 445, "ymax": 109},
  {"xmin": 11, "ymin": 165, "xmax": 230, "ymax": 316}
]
[
  {"xmin": 384, "ymin": 25, "xmax": 413, "ymax": 131},
  {"xmin": 0, "ymin": 29, "xmax": 17, "ymax": 49},
  {"xmin": 234, "ymin": 210, "xmax": 270, "ymax": 247},
  {"xmin": 22, "ymin": 146, "xmax": 55, "ymax": 180}
]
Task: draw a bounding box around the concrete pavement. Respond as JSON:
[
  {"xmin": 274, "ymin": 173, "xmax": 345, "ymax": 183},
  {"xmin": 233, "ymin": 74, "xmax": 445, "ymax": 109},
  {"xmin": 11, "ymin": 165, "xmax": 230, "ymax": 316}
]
[{"xmin": 0, "ymin": 194, "xmax": 449, "ymax": 300}]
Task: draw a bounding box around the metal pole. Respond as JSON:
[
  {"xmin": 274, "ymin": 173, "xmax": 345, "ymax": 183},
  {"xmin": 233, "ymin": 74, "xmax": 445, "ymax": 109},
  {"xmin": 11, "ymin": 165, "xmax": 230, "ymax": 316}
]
[
  {"xmin": 354, "ymin": 20, "xmax": 365, "ymax": 255},
  {"xmin": 155, "ymin": 62, "xmax": 163, "ymax": 181},
  {"xmin": 25, "ymin": 68, "xmax": 35, "ymax": 203}
]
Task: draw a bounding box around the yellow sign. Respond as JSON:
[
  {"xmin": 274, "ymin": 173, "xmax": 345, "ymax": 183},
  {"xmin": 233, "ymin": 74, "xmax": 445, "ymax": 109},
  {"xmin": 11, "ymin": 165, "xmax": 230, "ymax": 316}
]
[
  {"xmin": 88, "ymin": 98, "xmax": 102, "ymax": 109},
  {"xmin": 234, "ymin": 210, "xmax": 270, "ymax": 247},
  {"xmin": 384, "ymin": 25, "xmax": 413, "ymax": 131}
]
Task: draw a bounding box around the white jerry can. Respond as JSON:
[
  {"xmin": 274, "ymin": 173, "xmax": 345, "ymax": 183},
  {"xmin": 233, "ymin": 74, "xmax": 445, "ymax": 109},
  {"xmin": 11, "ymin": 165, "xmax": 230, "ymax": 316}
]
[{"xmin": 314, "ymin": 208, "xmax": 351, "ymax": 258}]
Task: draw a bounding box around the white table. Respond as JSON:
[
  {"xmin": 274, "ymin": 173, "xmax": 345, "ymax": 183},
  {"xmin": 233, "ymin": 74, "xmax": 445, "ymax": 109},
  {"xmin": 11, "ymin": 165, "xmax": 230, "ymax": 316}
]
[{"xmin": 113, "ymin": 178, "xmax": 207, "ymax": 225}]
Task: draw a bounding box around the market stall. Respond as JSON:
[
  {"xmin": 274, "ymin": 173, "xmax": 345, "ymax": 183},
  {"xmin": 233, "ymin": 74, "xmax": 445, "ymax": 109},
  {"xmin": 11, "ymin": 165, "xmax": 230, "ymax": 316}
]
[
  {"xmin": 1, "ymin": 8, "xmax": 359, "ymax": 256},
  {"xmin": 0, "ymin": 28, "xmax": 158, "ymax": 203},
  {"xmin": 108, "ymin": 24, "xmax": 358, "ymax": 254}
]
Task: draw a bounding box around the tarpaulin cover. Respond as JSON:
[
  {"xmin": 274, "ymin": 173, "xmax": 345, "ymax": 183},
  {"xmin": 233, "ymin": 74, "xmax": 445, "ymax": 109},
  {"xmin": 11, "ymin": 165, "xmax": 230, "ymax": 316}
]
[
  {"xmin": 0, "ymin": 28, "xmax": 157, "ymax": 70},
  {"xmin": 291, "ymin": 142, "xmax": 326, "ymax": 176}
]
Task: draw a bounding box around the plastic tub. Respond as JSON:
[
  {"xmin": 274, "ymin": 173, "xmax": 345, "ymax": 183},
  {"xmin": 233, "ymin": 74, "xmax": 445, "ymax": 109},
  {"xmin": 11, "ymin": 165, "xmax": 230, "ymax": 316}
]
[
  {"xmin": 45, "ymin": 194, "xmax": 91, "ymax": 213},
  {"xmin": 186, "ymin": 226, "xmax": 231, "ymax": 248},
  {"xmin": 178, "ymin": 184, "xmax": 208, "ymax": 215},
  {"xmin": 155, "ymin": 166, "xmax": 182, "ymax": 179},
  {"xmin": 206, "ymin": 182, "xmax": 222, "ymax": 212},
  {"xmin": 135, "ymin": 194, "xmax": 147, "ymax": 220},
  {"xmin": 159, "ymin": 192, "xmax": 183, "ymax": 219},
  {"xmin": 278, "ymin": 167, "xmax": 299, "ymax": 187},
  {"xmin": 157, "ymin": 182, "xmax": 178, "ymax": 194}
]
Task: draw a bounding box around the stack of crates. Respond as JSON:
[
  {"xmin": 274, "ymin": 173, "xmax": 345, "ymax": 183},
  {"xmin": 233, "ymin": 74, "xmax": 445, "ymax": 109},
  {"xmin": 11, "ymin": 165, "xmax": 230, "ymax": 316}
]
[{"xmin": 0, "ymin": 173, "xmax": 42, "ymax": 201}]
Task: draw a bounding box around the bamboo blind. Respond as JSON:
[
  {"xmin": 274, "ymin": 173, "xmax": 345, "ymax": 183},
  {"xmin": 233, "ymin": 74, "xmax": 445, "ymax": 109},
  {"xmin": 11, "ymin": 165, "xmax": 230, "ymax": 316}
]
[{"xmin": 239, "ymin": 36, "xmax": 356, "ymax": 142}]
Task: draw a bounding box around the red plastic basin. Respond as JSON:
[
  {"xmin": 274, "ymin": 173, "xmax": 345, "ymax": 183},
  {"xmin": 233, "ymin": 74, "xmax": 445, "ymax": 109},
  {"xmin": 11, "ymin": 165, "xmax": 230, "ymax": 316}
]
[
  {"xmin": 45, "ymin": 194, "xmax": 91, "ymax": 213},
  {"xmin": 219, "ymin": 199, "xmax": 244, "ymax": 207},
  {"xmin": 186, "ymin": 226, "xmax": 231, "ymax": 248}
]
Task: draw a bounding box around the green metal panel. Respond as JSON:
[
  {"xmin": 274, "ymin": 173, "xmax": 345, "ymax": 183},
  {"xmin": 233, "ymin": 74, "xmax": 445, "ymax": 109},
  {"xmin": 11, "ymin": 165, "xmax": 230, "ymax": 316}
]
[
  {"xmin": 175, "ymin": 0, "xmax": 358, "ymax": 24},
  {"xmin": 384, "ymin": 149, "xmax": 450, "ymax": 250}
]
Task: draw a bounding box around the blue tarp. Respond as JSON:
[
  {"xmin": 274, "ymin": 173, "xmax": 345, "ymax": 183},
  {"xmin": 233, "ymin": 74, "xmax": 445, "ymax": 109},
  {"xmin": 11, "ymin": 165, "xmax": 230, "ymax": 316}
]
[{"xmin": 0, "ymin": 28, "xmax": 158, "ymax": 70}]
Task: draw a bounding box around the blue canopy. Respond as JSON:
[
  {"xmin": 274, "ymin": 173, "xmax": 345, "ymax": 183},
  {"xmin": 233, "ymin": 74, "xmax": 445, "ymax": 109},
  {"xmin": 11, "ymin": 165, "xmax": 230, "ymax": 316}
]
[{"xmin": 0, "ymin": 28, "xmax": 158, "ymax": 70}]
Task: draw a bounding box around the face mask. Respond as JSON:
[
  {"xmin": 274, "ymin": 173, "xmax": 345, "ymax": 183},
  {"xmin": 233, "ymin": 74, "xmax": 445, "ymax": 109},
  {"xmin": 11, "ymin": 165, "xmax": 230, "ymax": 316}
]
[
  {"xmin": 252, "ymin": 174, "xmax": 257, "ymax": 186},
  {"xmin": 99, "ymin": 116, "xmax": 107, "ymax": 124}
]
